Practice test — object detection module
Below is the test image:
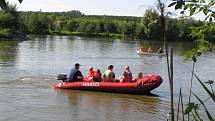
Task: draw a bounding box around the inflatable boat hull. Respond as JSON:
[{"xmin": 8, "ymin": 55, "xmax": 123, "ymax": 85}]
[{"xmin": 54, "ymin": 75, "xmax": 163, "ymax": 94}]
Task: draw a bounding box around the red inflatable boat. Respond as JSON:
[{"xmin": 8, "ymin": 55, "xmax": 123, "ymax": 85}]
[{"xmin": 54, "ymin": 74, "xmax": 162, "ymax": 94}]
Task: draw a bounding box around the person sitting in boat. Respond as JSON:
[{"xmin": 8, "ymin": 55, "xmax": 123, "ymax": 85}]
[
  {"xmin": 139, "ymin": 47, "xmax": 144, "ymax": 53},
  {"xmin": 93, "ymin": 69, "xmax": 102, "ymax": 82},
  {"xmin": 137, "ymin": 72, "xmax": 143, "ymax": 81},
  {"xmin": 133, "ymin": 72, "xmax": 143, "ymax": 82},
  {"xmin": 88, "ymin": 67, "xmax": 96, "ymax": 77},
  {"xmin": 147, "ymin": 47, "xmax": 152, "ymax": 53},
  {"xmin": 122, "ymin": 65, "xmax": 133, "ymax": 82},
  {"xmin": 68, "ymin": 63, "xmax": 83, "ymax": 82},
  {"xmin": 135, "ymin": 72, "xmax": 144, "ymax": 86},
  {"xmin": 157, "ymin": 47, "xmax": 164, "ymax": 54},
  {"xmin": 87, "ymin": 67, "xmax": 96, "ymax": 81},
  {"xmin": 103, "ymin": 65, "xmax": 115, "ymax": 82}
]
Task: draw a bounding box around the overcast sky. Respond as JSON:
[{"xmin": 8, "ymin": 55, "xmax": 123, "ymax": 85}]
[
  {"xmin": 8, "ymin": 0, "xmax": 165, "ymax": 16},
  {"xmin": 8, "ymin": 0, "xmax": 205, "ymax": 20}
]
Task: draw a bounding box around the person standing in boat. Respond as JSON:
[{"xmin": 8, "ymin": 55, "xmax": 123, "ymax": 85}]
[
  {"xmin": 103, "ymin": 65, "xmax": 115, "ymax": 82},
  {"xmin": 68, "ymin": 63, "xmax": 83, "ymax": 82},
  {"xmin": 122, "ymin": 65, "xmax": 133, "ymax": 82}
]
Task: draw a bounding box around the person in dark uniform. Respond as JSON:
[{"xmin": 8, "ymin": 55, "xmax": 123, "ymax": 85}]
[{"xmin": 68, "ymin": 63, "xmax": 83, "ymax": 82}]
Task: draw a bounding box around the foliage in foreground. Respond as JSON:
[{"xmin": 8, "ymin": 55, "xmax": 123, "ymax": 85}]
[{"xmin": 168, "ymin": 0, "xmax": 215, "ymax": 121}]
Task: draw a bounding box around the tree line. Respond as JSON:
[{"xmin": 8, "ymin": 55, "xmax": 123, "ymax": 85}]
[{"xmin": 1, "ymin": 9, "xmax": 214, "ymax": 41}]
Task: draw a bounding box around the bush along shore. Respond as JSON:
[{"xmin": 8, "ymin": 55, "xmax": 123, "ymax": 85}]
[{"xmin": 2, "ymin": 9, "xmax": 215, "ymax": 41}]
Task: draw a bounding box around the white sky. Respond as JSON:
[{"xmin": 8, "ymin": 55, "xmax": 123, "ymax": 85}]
[{"xmin": 7, "ymin": 0, "xmax": 205, "ymax": 20}]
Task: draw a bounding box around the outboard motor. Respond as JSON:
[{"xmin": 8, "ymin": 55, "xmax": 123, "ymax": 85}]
[{"xmin": 57, "ymin": 74, "xmax": 68, "ymax": 82}]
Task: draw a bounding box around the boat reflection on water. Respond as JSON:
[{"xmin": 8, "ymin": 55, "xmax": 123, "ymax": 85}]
[{"xmin": 54, "ymin": 88, "xmax": 166, "ymax": 121}]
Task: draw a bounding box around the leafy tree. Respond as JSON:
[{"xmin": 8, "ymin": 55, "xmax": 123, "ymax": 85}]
[
  {"xmin": 28, "ymin": 13, "xmax": 51, "ymax": 34},
  {"xmin": 136, "ymin": 24, "xmax": 145, "ymax": 39},
  {"xmin": 77, "ymin": 21, "xmax": 96, "ymax": 35},
  {"xmin": 0, "ymin": 0, "xmax": 22, "ymax": 11},
  {"xmin": 141, "ymin": 9, "xmax": 161, "ymax": 39},
  {"xmin": 66, "ymin": 19, "xmax": 79, "ymax": 32},
  {"xmin": 0, "ymin": 12, "xmax": 16, "ymax": 29},
  {"xmin": 95, "ymin": 21, "xmax": 105, "ymax": 33},
  {"xmin": 104, "ymin": 21, "xmax": 118, "ymax": 34},
  {"xmin": 121, "ymin": 22, "xmax": 137, "ymax": 38}
]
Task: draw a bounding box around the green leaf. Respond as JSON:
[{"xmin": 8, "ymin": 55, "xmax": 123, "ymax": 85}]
[
  {"xmin": 168, "ymin": 2, "xmax": 177, "ymax": 7},
  {"xmin": 203, "ymin": 8, "xmax": 208, "ymax": 15},
  {"xmin": 190, "ymin": 7, "xmax": 197, "ymax": 16},
  {"xmin": 184, "ymin": 4, "xmax": 189, "ymax": 10},
  {"xmin": 205, "ymin": 80, "xmax": 214, "ymax": 85},
  {"xmin": 175, "ymin": 3, "xmax": 182, "ymax": 10},
  {"xmin": 180, "ymin": 11, "xmax": 184, "ymax": 14},
  {"xmin": 185, "ymin": 102, "xmax": 195, "ymax": 114},
  {"xmin": 197, "ymin": 50, "xmax": 202, "ymax": 56},
  {"xmin": 208, "ymin": 1, "xmax": 215, "ymax": 6},
  {"xmin": 192, "ymin": 56, "xmax": 197, "ymax": 62},
  {"xmin": 199, "ymin": 0, "xmax": 206, "ymax": 3},
  {"xmin": 175, "ymin": 1, "xmax": 185, "ymax": 10},
  {"xmin": 211, "ymin": 13, "xmax": 215, "ymax": 18},
  {"xmin": 192, "ymin": 92, "xmax": 215, "ymax": 121},
  {"xmin": 180, "ymin": 49, "xmax": 196, "ymax": 62},
  {"xmin": 194, "ymin": 74, "xmax": 215, "ymax": 102}
]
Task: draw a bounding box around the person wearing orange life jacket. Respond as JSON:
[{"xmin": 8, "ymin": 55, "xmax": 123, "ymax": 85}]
[
  {"xmin": 88, "ymin": 67, "xmax": 96, "ymax": 77},
  {"xmin": 147, "ymin": 47, "xmax": 152, "ymax": 53},
  {"xmin": 136, "ymin": 72, "xmax": 143, "ymax": 81},
  {"xmin": 139, "ymin": 47, "xmax": 144, "ymax": 53},
  {"xmin": 135, "ymin": 72, "xmax": 144, "ymax": 86},
  {"xmin": 86, "ymin": 67, "xmax": 96, "ymax": 81},
  {"xmin": 122, "ymin": 65, "xmax": 133, "ymax": 82}
]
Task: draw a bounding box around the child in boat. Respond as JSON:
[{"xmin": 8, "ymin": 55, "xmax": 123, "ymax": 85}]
[
  {"xmin": 122, "ymin": 65, "xmax": 133, "ymax": 82},
  {"xmin": 93, "ymin": 69, "xmax": 102, "ymax": 82},
  {"xmin": 147, "ymin": 47, "xmax": 152, "ymax": 53}
]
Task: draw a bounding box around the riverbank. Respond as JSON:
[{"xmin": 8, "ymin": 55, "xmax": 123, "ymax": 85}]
[
  {"xmin": 50, "ymin": 31, "xmax": 124, "ymax": 39},
  {"xmin": 0, "ymin": 29, "xmax": 27, "ymax": 41}
]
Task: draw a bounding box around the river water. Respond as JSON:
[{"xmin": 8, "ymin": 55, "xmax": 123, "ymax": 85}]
[{"xmin": 0, "ymin": 35, "xmax": 214, "ymax": 121}]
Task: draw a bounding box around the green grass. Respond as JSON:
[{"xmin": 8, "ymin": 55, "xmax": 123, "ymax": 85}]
[{"xmin": 0, "ymin": 29, "xmax": 13, "ymax": 38}]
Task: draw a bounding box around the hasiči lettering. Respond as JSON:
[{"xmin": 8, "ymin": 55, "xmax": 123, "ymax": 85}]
[{"xmin": 82, "ymin": 82, "xmax": 99, "ymax": 87}]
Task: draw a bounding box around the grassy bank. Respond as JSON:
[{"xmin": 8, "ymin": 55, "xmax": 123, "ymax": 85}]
[
  {"xmin": 0, "ymin": 29, "xmax": 13, "ymax": 39},
  {"xmin": 0, "ymin": 29, "xmax": 27, "ymax": 40}
]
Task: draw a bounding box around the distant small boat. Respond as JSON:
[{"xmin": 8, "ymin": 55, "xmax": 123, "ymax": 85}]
[{"xmin": 137, "ymin": 51, "xmax": 166, "ymax": 56}]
